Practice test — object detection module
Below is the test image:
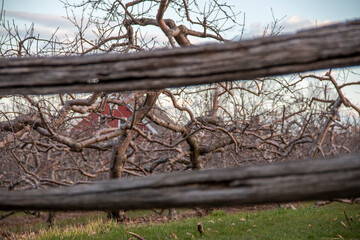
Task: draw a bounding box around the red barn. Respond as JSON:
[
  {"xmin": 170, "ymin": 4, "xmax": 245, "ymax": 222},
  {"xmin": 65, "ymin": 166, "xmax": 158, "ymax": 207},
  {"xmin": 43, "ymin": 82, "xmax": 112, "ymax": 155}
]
[{"xmin": 72, "ymin": 103, "xmax": 160, "ymax": 137}]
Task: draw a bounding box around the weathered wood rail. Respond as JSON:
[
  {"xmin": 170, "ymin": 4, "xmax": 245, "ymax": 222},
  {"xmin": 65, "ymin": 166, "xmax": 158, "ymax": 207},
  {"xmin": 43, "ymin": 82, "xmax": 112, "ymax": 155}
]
[
  {"xmin": 0, "ymin": 20, "xmax": 360, "ymax": 95},
  {"xmin": 0, "ymin": 154, "xmax": 359, "ymax": 211}
]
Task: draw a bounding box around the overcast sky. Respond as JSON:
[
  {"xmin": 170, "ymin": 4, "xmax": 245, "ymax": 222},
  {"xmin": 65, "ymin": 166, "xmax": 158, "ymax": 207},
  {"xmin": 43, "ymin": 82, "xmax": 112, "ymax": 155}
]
[
  {"xmin": 1, "ymin": 0, "xmax": 360, "ymax": 106},
  {"xmin": 2, "ymin": 0, "xmax": 360, "ymax": 39}
]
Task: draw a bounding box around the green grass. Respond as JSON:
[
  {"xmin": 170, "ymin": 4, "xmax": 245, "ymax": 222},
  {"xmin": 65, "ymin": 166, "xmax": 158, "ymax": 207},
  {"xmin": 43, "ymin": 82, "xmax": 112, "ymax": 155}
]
[
  {"xmin": 0, "ymin": 209, "xmax": 157, "ymax": 234},
  {"xmin": 7, "ymin": 203, "xmax": 360, "ymax": 240}
]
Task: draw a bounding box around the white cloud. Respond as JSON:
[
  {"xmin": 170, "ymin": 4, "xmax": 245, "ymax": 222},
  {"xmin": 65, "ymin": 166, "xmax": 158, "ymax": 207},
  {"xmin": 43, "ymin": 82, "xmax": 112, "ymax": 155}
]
[
  {"xmin": 2, "ymin": 10, "xmax": 99, "ymax": 41},
  {"xmin": 243, "ymin": 15, "xmax": 336, "ymax": 39},
  {"xmin": 282, "ymin": 15, "xmax": 334, "ymax": 33},
  {"xmin": 32, "ymin": 25, "xmax": 74, "ymax": 39},
  {"xmin": 5, "ymin": 10, "xmax": 74, "ymax": 29},
  {"xmin": 248, "ymin": 22, "xmax": 263, "ymax": 38},
  {"xmin": 2, "ymin": 10, "xmax": 76, "ymax": 39}
]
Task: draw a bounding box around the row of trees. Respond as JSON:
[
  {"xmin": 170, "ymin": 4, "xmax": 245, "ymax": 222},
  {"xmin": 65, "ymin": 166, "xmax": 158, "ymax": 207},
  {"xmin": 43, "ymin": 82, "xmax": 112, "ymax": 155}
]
[{"xmin": 1, "ymin": 0, "xmax": 359, "ymax": 221}]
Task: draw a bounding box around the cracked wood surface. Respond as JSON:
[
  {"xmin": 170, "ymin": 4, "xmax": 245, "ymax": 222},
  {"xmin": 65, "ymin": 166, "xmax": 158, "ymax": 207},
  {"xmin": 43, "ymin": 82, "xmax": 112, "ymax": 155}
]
[
  {"xmin": 0, "ymin": 20, "xmax": 360, "ymax": 95},
  {"xmin": 0, "ymin": 153, "xmax": 359, "ymax": 211}
]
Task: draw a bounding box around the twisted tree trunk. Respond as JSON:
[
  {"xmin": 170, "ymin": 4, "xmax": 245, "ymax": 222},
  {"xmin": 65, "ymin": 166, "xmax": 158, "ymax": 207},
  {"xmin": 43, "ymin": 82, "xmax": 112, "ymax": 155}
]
[{"xmin": 109, "ymin": 91, "xmax": 159, "ymax": 221}]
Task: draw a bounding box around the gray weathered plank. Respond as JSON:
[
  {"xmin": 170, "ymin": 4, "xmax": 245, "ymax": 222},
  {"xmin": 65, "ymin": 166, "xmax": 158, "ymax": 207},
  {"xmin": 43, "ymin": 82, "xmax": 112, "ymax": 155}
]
[
  {"xmin": 0, "ymin": 153, "xmax": 359, "ymax": 211},
  {"xmin": 0, "ymin": 20, "xmax": 360, "ymax": 95}
]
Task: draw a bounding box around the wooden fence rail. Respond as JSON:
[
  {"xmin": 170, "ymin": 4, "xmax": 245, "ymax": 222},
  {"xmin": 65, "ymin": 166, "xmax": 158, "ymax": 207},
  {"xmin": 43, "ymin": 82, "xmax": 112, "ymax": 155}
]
[
  {"xmin": 0, "ymin": 20, "xmax": 359, "ymax": 95},
  {"xmin": 0, "ymin": 154, "xmax": 359, "ymax": 211}
]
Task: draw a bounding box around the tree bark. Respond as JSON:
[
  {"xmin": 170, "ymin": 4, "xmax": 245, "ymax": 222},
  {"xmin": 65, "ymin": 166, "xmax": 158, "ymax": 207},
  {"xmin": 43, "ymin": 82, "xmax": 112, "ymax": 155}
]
[
  {"xmin": 108, "ymin": 91, "xmax": 159, "ymax": 220},
  {"xmin": 187, "ymin": 135, "xmax": 202, "ymax": 169},
  {"xmin": 109, "ymin": 92, "xmax": 159, "ymax": 179},
  {"xmin": 0, "ymin": 20, "xmax": 360, "ymax": 95},
  {"xmin": 309, "ymin": 98, "xmax": 342, "ymax": 157}
]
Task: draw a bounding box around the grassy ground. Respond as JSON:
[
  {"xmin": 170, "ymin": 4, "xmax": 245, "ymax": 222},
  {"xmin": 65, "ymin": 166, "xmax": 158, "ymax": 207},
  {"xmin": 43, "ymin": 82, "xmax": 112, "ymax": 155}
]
[{"xmin": 1, "ymin": 202, "xmax": 359, "ymax": 239}]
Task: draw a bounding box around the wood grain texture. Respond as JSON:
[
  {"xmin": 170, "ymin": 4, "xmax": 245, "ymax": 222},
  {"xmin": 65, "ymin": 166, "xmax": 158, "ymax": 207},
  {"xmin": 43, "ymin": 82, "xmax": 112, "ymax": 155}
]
[
  {"xmin": 0, "ymin": 153, "xmax": 359, "ymax": 211},
  {"xmin": 0, "ymin": 20, "xmax": 360, "ymax": 95}
]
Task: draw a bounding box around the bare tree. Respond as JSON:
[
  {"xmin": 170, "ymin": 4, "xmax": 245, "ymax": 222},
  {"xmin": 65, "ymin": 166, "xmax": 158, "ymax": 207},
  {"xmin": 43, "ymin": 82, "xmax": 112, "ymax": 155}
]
[{"xmin": 0, "ymin": 0, "xmax": 359, "ymax": 222}]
